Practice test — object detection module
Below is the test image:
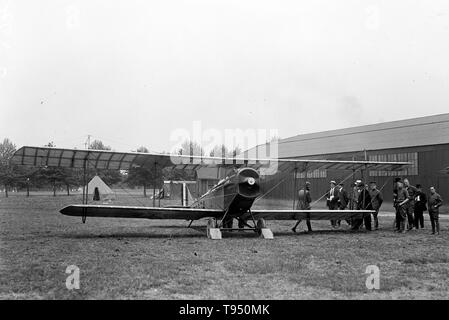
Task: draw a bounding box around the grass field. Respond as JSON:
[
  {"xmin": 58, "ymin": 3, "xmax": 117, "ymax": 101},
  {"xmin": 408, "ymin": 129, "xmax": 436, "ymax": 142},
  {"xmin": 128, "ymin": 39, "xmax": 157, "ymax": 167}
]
[{"xmin": 1, "ymin": 194, "xmax": 448, "ymax": 300}]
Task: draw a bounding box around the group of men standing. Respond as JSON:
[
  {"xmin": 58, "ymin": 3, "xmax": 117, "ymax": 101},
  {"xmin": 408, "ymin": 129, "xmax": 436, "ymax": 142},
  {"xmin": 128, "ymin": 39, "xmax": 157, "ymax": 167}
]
[
  {"xmin": 393, "ymin": 178, "xmax": 443, "ymax": 235},
  {"xmin": 326, "ymin": 180, "xmax": 383, "ymax": 231},
  {"xmin": 291, "ymin": 178, "xmax": 443, "ymax": 235}
]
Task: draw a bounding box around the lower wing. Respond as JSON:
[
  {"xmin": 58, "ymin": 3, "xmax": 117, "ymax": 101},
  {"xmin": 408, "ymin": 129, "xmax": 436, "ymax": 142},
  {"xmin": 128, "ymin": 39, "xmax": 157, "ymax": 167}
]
[
  {"xmin": 60, "ymin": 205, "xmax": 224, "ymax": 220},
  {"xmin": 249, "ymin": 209, "xmax": 372, "ymax": 220}
]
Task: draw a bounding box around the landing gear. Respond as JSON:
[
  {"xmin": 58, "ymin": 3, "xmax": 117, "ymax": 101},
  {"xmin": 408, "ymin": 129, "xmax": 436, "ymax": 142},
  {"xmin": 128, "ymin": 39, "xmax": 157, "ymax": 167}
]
[
  {"xmin": 223, "ymin": 218, "xmax": 233, "ymax": 229},
  {"xmin": 206, "ymin": 214, "xmax": 273, "ymax": 239},
  {"xmin": 206, "ymin": 218, "xmax": 221, "ymax": 240},
  {"xmin": 256, "ymin": 218, "xmax": 266, "ymax": 235},
  {"xmin": 256, "ymin": 218, "xmax": 273, "ymax": 238}
]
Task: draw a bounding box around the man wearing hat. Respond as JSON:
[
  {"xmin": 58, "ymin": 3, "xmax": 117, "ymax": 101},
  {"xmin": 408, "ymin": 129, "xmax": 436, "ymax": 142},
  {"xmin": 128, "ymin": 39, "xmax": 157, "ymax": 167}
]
[
  {"xmin": 337, "ymin": 183, "xmax": 350, "ymax": 226},
  {"xmin": 369, "ymin": 181, "xmax": 383, "ymax": 230},
  {"xmin": 393, "ymin": 177, "xmax": 402, "ymax": 198},
  {"xmin": 352, "ymin": 182, "xmax": 373, "ymax": 230},
  {"xmin": 350, "ymin": 180, "xmax": 362, "ymax": 210},
  {"xmin": 292, "ymin": 181, "xmax": 313, "ymax": 233},
  {"xmin": 428, "ymin": 186, "xmax": 443, "ymax": 235},
  {"xmin": 326, "ymin": 180, "xmax": 340, "ymax": 227}
]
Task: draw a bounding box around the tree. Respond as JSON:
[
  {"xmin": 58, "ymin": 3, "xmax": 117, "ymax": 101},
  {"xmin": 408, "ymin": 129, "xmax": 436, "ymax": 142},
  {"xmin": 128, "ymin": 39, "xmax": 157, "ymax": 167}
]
[
  {"xmin": 30, "ymin": 142, "xmax": 82, "ymax": 196},
  {"xmin": 0, "ymin": 138, "xmax": 17, "ymax": 197},
  {"xmin": 209, "ymin": 144, "xmax": 242, "ymax": 158},
  {"xmin": 177, "ymin": 140, "xmax": 204, "ymax": 157},
  {"xmin": 126, "ymin": 146, "xmax": 163, "ymax": 197},
  {"xmin": 136, "ymin": 146, "xmax": 149, "ymax": 153},
  {"xmin": 33, "ymin": 166, "xmax": 66, "ymax": 196},
  {"xmin": 209, "ymin": 144, "xmax": 228, "ymax": 158},
  {"xmin": 86, "ymin": 140, "xmax": 122, "ymax": 186},
  {"xmin": 89, "ymin": 140, "xmax": 111, "ymax": 151},
  {"xmin": 167, "ymin": 140, "xmax": 204, "ymax": 181}
]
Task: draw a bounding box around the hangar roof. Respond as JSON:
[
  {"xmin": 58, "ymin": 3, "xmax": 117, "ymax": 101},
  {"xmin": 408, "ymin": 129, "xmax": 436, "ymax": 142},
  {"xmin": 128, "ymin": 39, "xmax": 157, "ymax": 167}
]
[{"xmin": 251, "ymin": 113, "xmax": 449, "ymax": 158}]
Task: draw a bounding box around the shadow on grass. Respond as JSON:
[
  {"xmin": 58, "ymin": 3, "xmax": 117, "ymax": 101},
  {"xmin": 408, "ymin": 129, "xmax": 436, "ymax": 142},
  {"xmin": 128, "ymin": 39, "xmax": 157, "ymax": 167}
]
[
  {"xmin": 57, "ymin": 228, "xmax": 270, "ymax": 239},
  {"xmin": 53, "ymin": 226, "xmax": 370, "ymax": 240},
  {"xmin": 274, "ymin": 229, "xmax": 369, "ymax": 237},
  {"xmin": 401, "ymin": 256, "xmax": 449, "ymax": 264},
  {"xmin": 58, "ymin": 232, "xmax": 206, "ymax": 239}
]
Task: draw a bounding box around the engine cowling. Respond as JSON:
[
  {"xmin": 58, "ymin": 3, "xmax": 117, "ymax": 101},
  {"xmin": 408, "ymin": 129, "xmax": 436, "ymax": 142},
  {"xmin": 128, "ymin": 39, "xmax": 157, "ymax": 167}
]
[
  {"xmin": 236, "ymin": 168, "xmax": 260, "ymax": 198},
  {"xmin": 224, "ymin": 168, "xmax": 260, "ymax": 216}
]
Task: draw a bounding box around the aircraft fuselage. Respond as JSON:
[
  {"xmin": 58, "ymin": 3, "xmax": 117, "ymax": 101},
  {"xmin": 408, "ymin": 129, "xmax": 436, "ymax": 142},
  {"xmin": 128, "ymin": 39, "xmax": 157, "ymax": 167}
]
[{"xmin": 193, "ymin": 167, "xmax": 260, "ymax": 217}]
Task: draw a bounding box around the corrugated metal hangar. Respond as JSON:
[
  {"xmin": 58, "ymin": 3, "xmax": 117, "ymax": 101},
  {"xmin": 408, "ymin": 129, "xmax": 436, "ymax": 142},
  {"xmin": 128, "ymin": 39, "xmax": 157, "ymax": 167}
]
[{"xmin": 249, "ymin": 113, "xmax": 449, "ymax": 203}]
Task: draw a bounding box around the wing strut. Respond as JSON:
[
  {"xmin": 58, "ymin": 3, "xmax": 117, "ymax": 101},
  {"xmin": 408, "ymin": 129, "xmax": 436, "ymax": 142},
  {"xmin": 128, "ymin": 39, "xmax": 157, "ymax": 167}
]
[{"xmin": 82, "ymin": 157, "xmax": 88, "ymax": 223}]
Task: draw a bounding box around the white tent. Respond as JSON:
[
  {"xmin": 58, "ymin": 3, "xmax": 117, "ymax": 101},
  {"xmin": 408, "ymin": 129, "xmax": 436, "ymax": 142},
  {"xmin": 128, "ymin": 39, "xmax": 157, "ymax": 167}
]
[{"xmin": 86, "ymin": 175, "xmax": 115, "ymax": 200}]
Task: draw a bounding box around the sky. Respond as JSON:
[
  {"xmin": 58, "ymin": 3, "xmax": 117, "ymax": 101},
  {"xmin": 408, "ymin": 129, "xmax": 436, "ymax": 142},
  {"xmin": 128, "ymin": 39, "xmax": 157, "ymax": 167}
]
[{"xmin": 1, "ymin": 0, "xmax": 449, "ymax": 154}]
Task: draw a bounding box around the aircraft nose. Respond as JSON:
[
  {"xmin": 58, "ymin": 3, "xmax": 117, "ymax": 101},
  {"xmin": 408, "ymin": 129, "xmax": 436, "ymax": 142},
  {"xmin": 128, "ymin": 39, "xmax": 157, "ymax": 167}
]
[{"xmin": 237, "ymin": 168, "xmax": 260, "ymax": 198}]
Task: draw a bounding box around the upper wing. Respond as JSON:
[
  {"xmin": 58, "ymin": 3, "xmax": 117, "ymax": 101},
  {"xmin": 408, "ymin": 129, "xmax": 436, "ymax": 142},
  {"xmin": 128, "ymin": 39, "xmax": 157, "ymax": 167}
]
[
  {"xmin": 60, "ymin": 204, "xmax": 224, "ymax": 220},
  {"xmin": 10, "ymin": 146, "xmax": 410, "ymax": 172},
  {"xmin": 249, "ymin": 209, "xmax": 371, "ymax": 220}
]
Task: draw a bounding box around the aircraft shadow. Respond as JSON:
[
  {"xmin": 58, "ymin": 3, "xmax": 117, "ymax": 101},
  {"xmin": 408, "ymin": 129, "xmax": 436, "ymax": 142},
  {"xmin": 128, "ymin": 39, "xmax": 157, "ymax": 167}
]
[
  {"xmin": 58, "ymin": 232, "xmax": 206, "ymax": 239},
  {"xmin": 55, "ymin": 226, "xmax": 366, "ymax": 239},
  {"xmin": 274, "ymin": 229, "xmax": 367, "ymax": 237},
  {"xmin": 57, "ymin": 227, "xmax": 266, "ymax": 239}
]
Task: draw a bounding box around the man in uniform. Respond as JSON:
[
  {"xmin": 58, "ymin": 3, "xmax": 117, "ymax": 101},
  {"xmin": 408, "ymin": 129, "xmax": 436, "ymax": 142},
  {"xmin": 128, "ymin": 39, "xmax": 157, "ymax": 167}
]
[
  {"xmin": 428, "ymin": 186, "xmax": 443, "ymax": 235},
  {"xmin": 403, "ymin": 178, "xmax": 418, "ymax": 231},
  {"xmin": 393, "ymin": 178, "xmax": 402, "ymax": 197},
  {"xmin": 413, "ymin": 184, "xmax": 427, "ymax": 229},
  {"xmin": 292, "ymin": 182, "xmax": 312, "ymax": 233},
  {"xmin": 392, "ymin": 177, "xmax": 402, "ymax": 230},
  {"xmin": 394, "ymin": 181, "xmax": 409, "ymax": 233},
  {"xmin": 326, "ymin": 180, "xmax": 340, "ymax": 228},
  {"xmin": 369, "ymin": 181, "xmax": 383, "ymax": 230}
]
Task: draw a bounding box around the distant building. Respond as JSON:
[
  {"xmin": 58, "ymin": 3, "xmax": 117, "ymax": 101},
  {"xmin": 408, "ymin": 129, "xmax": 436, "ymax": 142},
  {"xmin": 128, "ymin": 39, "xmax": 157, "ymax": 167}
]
[
  {"xmin": 196, "ymin": 167, "xmax": 222, "ymax": 196},
  {"xmin": 245, "ymin": 113, "xmax": 449, "ymax": 202}
]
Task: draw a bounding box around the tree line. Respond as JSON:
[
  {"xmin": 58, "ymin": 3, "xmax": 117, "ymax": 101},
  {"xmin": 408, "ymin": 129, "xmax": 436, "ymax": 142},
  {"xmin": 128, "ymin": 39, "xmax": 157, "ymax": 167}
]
[{"xmin": 0, "ymin": 138, "xmax": 241, "ymax": 197}]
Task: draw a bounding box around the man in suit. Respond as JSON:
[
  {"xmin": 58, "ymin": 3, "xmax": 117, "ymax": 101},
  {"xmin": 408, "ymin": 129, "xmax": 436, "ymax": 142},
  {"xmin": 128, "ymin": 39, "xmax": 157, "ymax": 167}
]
[
  {"xmin": 352, "ymin": 182, "xmax": 373, "ymax": 231},
  {"xmin": 413, "ymin": 184, "xmax": 427, "ymax": 229},
  {"xmin": 359, "ymin": 182, "xmax": 373, "ymax": 230},
  {"xmin": 337, "ymin": 183, "xmax": 350, "ymax": 226},
  {"xmin": 327, "ymin": 180, "xmax": 340, "ymax": 227},
  {"xmin": 428, "ymin": 186, "xmax": 443, "ymax": 235},
  {"xmin": 292, "ymin": 181, "xmax": 313, "ymax": 233},
  {"xmin": 369, "ymin": 181, "xmax": 383, "ymax": 230}
]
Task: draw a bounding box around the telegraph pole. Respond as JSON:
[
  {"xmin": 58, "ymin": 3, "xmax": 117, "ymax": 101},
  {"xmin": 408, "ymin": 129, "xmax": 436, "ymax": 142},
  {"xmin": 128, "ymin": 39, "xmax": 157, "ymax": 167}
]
[{"xmin": 85, "ymin": 135, "xmax": 91, "ymax": 150}]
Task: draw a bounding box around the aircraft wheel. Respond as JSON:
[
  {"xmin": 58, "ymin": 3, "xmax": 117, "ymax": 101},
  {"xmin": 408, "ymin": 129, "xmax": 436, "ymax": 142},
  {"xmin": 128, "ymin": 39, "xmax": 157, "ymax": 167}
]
[
  {"xmin": 238, "ymin": 219, "xmax": 245, "ymax": 230},
  {"xmin": 256, "ymin": 218, "xmax": 266, "ymax": 235},
  {"xmin": 224, "ymin": 218, "xmax": 233, "ymax": 229}
]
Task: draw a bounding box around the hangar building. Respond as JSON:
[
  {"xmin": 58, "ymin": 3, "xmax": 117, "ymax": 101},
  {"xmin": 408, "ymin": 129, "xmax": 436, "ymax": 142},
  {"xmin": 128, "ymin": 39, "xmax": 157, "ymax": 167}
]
[{"xmin": 246, "ymin": 113, "xmax": 449, "ymax": 203}]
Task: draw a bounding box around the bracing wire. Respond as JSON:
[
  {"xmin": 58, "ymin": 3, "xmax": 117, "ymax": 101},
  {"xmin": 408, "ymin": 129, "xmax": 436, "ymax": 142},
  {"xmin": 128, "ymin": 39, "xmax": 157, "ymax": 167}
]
[
  {"xmin": 254, "ymin": 169, "xmax": 294, "ymax": 203},
  {"xmin": 310, "ymin": 171, "xmax": 357, "ymax": 206},
  {"xmin": 83, "ymin": 158, "xmax": 149, "ymax": 207}
]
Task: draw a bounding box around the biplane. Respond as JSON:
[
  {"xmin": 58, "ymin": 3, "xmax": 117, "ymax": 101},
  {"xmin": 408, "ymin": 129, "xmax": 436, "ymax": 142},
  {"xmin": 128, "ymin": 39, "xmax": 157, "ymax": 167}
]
[{"xmin": 11, "ymin": 146, "xmax": 409, "ymax": 239}]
